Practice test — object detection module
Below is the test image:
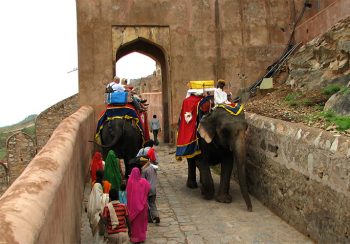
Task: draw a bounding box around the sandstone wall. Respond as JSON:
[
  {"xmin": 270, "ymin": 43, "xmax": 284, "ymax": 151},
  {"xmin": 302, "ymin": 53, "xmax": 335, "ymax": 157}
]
[
  {"xmin": 245, "ymin": 112, "xmax": 350, "ymax": 243},
  {"xmin": 36, "ymin": 94, "xmax": 78, "ymax": 151},
  {"xmin": 0, "ymin": 162, "xmax": 8, "ymax": 196},
  {"xmin": 0, "ymin": 106, "xmax": 95, "ymax": 244},
  {"xmin": 295, "ymin": 0, "xmax": 350, "ymax": 43},
  {"xmin": 6, "ymin": 132, "xmax": 36, "ymax": 185}
]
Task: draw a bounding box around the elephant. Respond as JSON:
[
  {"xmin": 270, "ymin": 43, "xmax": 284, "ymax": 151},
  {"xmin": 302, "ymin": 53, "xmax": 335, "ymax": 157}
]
[
  {"xmin": 96, "ymin": 118, "xmax": 143, "ymax": 178},
  {"xmin": 186, "ymin": 107, "xmax": 252, "ymax": 211}
]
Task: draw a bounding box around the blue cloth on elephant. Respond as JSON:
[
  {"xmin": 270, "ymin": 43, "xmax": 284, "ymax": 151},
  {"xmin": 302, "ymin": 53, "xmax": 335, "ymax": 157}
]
[
  {"xmin": 95, "ymin": 104, "xmax": 146, "ymax": 144},
  {"xmin": 104, "ymin": 150, "xmax": 122, "ymax": 191},
  {"xmin": 216, "ymin": 103, "xmax": 243, "ymax": 116}
]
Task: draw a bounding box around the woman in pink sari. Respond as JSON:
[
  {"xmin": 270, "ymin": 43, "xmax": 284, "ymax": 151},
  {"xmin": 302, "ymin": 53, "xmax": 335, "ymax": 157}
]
[{"xmin": 127, "ymin": 167, "xmax": 150, "ymax": 243}]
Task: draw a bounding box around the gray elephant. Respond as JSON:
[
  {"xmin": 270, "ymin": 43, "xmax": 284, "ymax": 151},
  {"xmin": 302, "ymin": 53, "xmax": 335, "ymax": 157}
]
[
  {"xmin": 97, "ymin": 119, "xmax": 143, "ymax": 178},
  {"xmin": 187, "ymin": 107, "xmax": 252, "ymax": 211}
]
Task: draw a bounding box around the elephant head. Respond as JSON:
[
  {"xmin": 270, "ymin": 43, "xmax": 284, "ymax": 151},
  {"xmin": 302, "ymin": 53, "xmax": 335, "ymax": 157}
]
[{"xmin": 195, "ymin": 108, "xmax": 252, "ymax": 211}]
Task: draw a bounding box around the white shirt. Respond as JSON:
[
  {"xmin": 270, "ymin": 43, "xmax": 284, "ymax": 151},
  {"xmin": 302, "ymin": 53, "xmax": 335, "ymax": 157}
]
[
  {"xmin": 107, "ymin": 82, "xmax": 125, "ymax": 92},
  {"xmin": 214, "ymin": 88, "xmax": 229, "ymax": 105},
  {"xmin": 150, "ymin": 118, "xmax": 161, "ymax": 130}
]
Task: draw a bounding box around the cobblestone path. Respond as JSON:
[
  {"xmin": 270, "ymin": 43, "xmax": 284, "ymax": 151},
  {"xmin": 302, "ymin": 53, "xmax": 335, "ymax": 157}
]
[{"xmin": 81, "ymin": 144, "xmax": 312, "ymax": 243}]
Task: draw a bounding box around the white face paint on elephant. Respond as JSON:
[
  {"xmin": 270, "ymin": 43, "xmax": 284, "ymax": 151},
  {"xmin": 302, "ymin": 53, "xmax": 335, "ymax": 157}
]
[{"xmin": 197, "ymin": 124, "xmax": 213, "ymax": 143}]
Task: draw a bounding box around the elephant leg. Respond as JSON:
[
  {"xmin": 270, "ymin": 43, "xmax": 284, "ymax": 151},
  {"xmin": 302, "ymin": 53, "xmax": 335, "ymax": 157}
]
[
  {"xmin": 199, "ymin": 160, "xmax": 215, "ymax": 200},
  {"xmin": 234, "ymin": 130, "xmax": 253, "ymax": 211},
  {"xmin": 216, "ymin": 157, "xmax": 233, "ymax": 203},
  {"xmin": 186, "ymin": 158, "xmax": 198, "ymax": 188}
]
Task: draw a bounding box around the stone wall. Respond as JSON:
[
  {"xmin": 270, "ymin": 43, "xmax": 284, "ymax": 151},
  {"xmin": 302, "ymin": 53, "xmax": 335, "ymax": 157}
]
[
  {"xmin": 294, "ymin": 0, "xmax": 350, "ymax": 43},
  {"xmin": 245, "ymin": 112, "xmax": 350, "ymax": 243},
  {"xmin": 0, "ymin": 106, "xmax": 95, "ymax": 244},
  {"xmin": 6, "ymin": 132, "xmax": 36, "ymax": 185},
  {"xmin": 0, "ymin": 162, "xmax": 8, "ymax": 196},
  {"xmin": 36, "ymin": 94, "xmax": 78, "ymax": 151}
]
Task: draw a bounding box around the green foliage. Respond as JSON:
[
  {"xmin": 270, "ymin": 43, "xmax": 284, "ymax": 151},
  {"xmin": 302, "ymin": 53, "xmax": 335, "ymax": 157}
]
[
  {"xmin": 22, "ymin": 125, "xmax": 36, "ymax": 138},
  {"xmin": 339, "ymin": 86, "xmax": 350, "ymax": 95},
  {"xmin": 283, "ymin": 93, "xmax": 301, "ymax": 106},
  {"xmin": 321, "ymin": 84, "xmax": 342, "ymax": 95},
  {"xmin": 0, "ymin": 148, "xmax": 6, "ymax": 160},
  {"xmin": 320, "ymin": 110, "xmax": 350, "ymax": 131},
  {"xmin": 301, "ymin": 98, "xmax": 313, "ymax": 107}
]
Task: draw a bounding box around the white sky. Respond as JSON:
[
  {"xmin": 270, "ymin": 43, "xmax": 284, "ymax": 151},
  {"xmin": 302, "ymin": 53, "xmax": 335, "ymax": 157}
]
[{"xmin": 0, "ymin": 1, "xmax": 155, "ymax": 127}]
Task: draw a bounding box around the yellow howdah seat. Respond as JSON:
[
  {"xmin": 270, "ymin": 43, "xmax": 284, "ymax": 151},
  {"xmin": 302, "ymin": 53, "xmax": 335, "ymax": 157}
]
[{"xmin": 187, "ymin": 80, "xmax": 215, "ymax": 89}]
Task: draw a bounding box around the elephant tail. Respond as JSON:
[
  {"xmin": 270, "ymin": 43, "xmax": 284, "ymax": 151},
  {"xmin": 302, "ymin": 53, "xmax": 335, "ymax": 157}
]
[{"xmin": 88, "ymin": 134, "xmax": 120, "ymax": 148}]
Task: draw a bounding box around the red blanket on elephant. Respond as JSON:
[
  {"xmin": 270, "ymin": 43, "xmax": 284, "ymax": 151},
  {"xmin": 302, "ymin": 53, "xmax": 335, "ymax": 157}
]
[
  {"xmin": 175, "ymin": 95, "xmax": 204, "ymax": 160},
  {"xmin": 95, "ymin": 104, "xmax": 150, "ymax": 144}
]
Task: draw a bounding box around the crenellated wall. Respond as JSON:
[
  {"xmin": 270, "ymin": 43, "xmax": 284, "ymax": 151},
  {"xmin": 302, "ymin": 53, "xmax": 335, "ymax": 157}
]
[
  {"xmin": 0, "ymin": 106, "xmax": 95, "ymax": 244},
  {"xmin": 245, "ymin": 112, "xmax": 350, "ymax": 243}
]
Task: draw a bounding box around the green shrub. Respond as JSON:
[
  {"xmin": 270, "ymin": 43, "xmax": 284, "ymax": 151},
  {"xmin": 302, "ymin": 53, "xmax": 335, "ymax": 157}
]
[
  {"xmin": 284, "ymin": 93, "xmax": 301, "ymax": 106},
  {"xmin": 321, "ymin": 84, "xmax": 342, "ymax": 95},
  {"xmin": 339, "ymin": 86, "xmax": 350, "ymax": 95},
  {"xmin": 320, "ymin": 110, "xmax": 350, "ymax": 131},
  {"xmin": 302, "ymin": 98, "xmax": 314, "ymax": 107}
]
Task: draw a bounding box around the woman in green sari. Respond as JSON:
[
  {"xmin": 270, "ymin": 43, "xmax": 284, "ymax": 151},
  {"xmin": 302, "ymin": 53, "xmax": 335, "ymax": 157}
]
[{"xmin": 104, "ymin": 150, "xmax": 122, "ymax": 191}]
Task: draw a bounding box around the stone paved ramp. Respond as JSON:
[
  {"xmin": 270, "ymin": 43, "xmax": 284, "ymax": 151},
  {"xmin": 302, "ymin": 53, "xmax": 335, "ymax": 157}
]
[
  {"xmin": 146, "ymin": 144, "xmax": 312, "ymax": 244},
  {"xmin": 81, "ymin": 144, "xmax": 312, "ymax": 243}
]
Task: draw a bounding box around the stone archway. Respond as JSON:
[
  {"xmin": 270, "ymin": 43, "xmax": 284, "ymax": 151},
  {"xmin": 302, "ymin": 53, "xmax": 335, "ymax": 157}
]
[
  {"xmin": 6, "ymin": 131, "xmax": 36, "ymax": 184},
  {"xmin": 112, "ymin": 26, "xmax": 171, "ymax": 142}
]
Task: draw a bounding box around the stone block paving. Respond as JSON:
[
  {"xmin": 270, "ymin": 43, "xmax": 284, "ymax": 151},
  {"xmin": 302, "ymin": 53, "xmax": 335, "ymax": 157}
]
[
  {"xmin": 81, "ymin": 143, "xmax": 312, "ymax": 243},
  {"xmin": 146, "ymin": 144, "xmax": 312, "ymax": 244}
]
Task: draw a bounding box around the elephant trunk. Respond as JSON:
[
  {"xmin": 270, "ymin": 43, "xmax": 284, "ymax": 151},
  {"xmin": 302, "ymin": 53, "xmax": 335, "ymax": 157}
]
[{"xmin": 233, "ymin": 129, "xmax": 252, "ymax": 212}]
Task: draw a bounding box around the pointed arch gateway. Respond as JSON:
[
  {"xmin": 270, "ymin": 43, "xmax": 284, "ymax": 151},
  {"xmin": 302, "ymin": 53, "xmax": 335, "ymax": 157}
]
[{"xmin": 115, "ymin": 37, "xmax": 171, "ymax": 142}]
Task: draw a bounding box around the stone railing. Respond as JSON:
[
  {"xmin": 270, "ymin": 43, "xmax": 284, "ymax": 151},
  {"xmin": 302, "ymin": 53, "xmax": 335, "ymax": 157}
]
[
  {"xmin": 245, "ymin": 112, "xmax": 349, "ymax": 243},
  {"xmin": 0, "ymin": 106, "xmax": 95, "ymax": 244}
]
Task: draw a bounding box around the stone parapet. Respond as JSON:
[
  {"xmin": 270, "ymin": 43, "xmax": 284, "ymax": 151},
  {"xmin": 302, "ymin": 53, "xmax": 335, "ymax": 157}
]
[
  {"xmin": 0, "ymin": 106, "xmax": 95, "ymax": 244},
  {"xmin": 245, "ymin": 112, "xmax": 350, "ymax": 243},
  {"xmin": 36, "ymin": 94, "xmax": 78, "ymax": 151}
]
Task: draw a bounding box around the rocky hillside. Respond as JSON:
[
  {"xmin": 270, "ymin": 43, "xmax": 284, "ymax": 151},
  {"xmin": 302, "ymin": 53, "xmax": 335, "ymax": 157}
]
[{"xmin": 246, "ymin": 16, "xmax": 350, "ymax": 135}]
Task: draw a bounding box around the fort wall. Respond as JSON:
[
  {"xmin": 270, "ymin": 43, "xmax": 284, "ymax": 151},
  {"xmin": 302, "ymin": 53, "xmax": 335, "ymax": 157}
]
[
  {"xmin": 0, "ymin": 106, "xmax": 95, "ymax": 244},
  {"xmin": 245, "ymin": 112, "xmax": 350, "ymax": 243}
]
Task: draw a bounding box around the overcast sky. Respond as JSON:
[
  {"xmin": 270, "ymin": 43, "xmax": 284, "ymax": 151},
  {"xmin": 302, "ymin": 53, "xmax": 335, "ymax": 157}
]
[{"xmin": 0, "ymin": 1, "xmax": 155, "ymax": 127}]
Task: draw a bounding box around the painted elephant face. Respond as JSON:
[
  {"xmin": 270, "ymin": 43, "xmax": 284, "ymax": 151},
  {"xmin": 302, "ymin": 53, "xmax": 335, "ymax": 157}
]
[{"xmin": 198, "ymin": 113, "xmax": 215, "ymax": 143}]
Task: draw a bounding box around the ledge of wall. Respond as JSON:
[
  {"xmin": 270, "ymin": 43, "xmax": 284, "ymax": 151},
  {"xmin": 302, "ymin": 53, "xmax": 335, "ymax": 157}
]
[
  {"xmin": 0, "ymin": 106, "xmax": 95, "ymax": 244},
  {"xmin": 245, "ymin": 112, "xmax": 350, "ymax": 243}
]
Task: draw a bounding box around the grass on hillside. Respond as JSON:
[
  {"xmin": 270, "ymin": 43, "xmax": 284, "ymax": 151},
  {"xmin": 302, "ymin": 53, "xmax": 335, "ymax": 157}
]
[
  {"xmin": 320, "ymin": 110, "xmax": 350, "ymax": 131},
  {"xmin": 0, "ymin": 148, "xmax": 6, "ymax": 160}
]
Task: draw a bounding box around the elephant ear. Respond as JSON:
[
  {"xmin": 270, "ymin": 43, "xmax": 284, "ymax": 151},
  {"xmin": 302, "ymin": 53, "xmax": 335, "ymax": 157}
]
[{"xmin": 198, "ymin": 122, "xmax": 214, "ymax": 143}]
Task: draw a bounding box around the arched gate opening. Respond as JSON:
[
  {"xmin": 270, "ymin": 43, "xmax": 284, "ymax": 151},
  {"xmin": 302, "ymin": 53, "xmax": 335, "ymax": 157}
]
[{"xmin": 115, "ymin": 38, "xmax": 170, "ymax": 142}]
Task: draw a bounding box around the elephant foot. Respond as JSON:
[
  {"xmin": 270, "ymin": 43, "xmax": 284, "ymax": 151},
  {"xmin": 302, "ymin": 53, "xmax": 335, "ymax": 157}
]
[
  {"xmin": 200, "ymin": 186, "xmax": 214, "ymax": 200},
  {"xmin": 215, "ymin": 194, "xmax": 232, "ymax": 203},
  {"xmin": 186, "ymin": 180, "xmax": 198, "ymax": 189},
  {"xmin": 247, "ymin": 206, "xmax": 253, "ymax": 212}
]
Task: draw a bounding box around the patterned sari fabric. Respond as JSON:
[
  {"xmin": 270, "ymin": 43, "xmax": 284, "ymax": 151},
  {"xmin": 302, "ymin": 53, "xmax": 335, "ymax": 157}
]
[{"xmin": 127, "ymin": 168, "xmax": 150, "ymax": 243}]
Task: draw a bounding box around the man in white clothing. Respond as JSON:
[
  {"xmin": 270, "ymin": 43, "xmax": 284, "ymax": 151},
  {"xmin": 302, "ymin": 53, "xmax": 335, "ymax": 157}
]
[
  {"xmin": 106, "ymin": 76, "xmax": 125, "ymax": 93},
  {"xmin": 214, "ymin": 79, "xmax": 230, "ymax": 106}
]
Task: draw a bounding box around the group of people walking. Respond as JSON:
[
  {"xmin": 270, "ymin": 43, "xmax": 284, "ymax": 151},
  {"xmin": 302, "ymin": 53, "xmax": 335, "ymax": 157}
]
[{"xmin": 87, "ymin": 140, "xmax": 160, "ymax": 244}]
